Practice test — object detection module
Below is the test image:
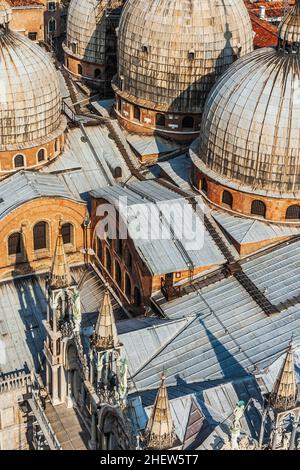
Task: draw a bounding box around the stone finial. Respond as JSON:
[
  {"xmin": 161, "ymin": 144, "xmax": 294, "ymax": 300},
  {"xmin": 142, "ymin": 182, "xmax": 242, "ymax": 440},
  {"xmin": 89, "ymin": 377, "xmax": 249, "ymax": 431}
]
[
  {"xmin": 0, "ymin": 1, "xmax": 12, "ymax": 29},
  {"xmin": 92, "ymin": 291, "xmax": 119, "ymax": 350},
  {"xmin": 144, "ymin": 372, "xmax": 177, "ymax": 450},
  {"xmin": 270, "ymin": 341, "xmax": 297, "ymax": 412},
  {"xmin": 49, "ymin": 225, "xmax": 72, "ymax": 289}
]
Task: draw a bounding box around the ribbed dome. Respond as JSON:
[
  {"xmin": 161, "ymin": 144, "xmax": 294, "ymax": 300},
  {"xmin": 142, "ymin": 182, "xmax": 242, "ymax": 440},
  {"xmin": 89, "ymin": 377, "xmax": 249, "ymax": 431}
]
[
  {"xmin": 66, "ymin": 0, "xmax": 121, "ymax": 64},
  {"xmin": 0, "ymin": 7, "xmax": 63, "ymax": 150},
  {"xmin": 197, "ymin": 46, "xmax": 300, "ymax": 194},
  {"xmin": 279, "ymin": 0, "xmax": 300, "ymax": 45},
  {"xmin": 116, "ymin": 0, "xmax": 253, "ymax": 113}
]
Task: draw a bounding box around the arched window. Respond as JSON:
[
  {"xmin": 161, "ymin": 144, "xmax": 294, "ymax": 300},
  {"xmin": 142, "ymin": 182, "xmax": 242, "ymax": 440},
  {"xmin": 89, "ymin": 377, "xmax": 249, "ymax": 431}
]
[
  {"xmin": 201, "ymin": 178, "xmax": 208, "ymax": 194},
  {"xmin": 115, "ymin": 238, "xmax": 123, "ymax": 256},
  {"xmin": 33, "ymin": 221, "xmax": 48, "ymax": 251},
  {"xmin": 182, "ymin": 116, "xmax": 194, "ymax": 129},
  {"xmin": 133, "ymin": 106, "xmax": 140, "ymax": 121},
  {"xmin": 286, "ymin": 205, "xmax": 300, "ymax": 220},
  {"xmin": 48, "ymin": 18, "xmax": 56, "ymax": 33},
  {"xmin": 125, "ymin": 249, "xmax": 132, "ymax": 270},
  {"xmin": 78, "ymin": 64, "xmax": 83, "ymax": 75},
  {"xmin": 134, "ymin": 287, "xmax": 142, "ymax": 307},
  {"xmin": 251, "ymin": 200, "xmax": 266, "ymax": 218},
  {"xmin": 61, "ymin": 223, "xmax": 73, "ymax": 245},
  {"xmin": 125, "ymin": 273, "xmax": 131, "ymax": 299},
  {"xmin": 37, "ymin": 149, "xmax": 46, "ymax": 162},
  {"xmin": 97, "ymin": 238, "xmax": 102, "ymax": 260},
  {"xmin": 14, "ymin": 154, "xmax": 24, "ymax": 168},
  {"xmin": 94, "ymin": 69, "xmax": 101, "ymax": 79},
  {"xmin": 115, "ymin": 260, "xmax": 122, "ymax": 288},
  {"xmin": 114, "ymin": 167, "xmax": 122, "ymax": 179},
  {"xmin": 156, "ymin": 114, "xmax": 165, "ymax": 127},
  {"xmin": 8, "ymin": 232, "xmax": 22, "ymax": 256},
  {"xmin": 105, "ymin": 248, "xmax": 112, "ymax": 274},
  {"xmin": 222, "ymin": 190, "xmax": 233, "ymax": 208},
  {"xmin": 55, "ymin": 139, "xmax": 59, "ymax": 153}
]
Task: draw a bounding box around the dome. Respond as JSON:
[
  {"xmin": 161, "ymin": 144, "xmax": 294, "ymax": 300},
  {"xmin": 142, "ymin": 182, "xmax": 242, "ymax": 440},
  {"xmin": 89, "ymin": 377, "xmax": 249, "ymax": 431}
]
[
  {"xmin": 0, "ymin": 6, "xmax": 64, "ymax": 150},
  {"xmin": 66, "ymin": 0, "xmax": 122, "ymax": 64},
  {"xmin": 116, "ymin": 0, "xmax": 253, "ymax": 114},
  {"xmin": 196, "ymin": 45, "xmax": 300, "ymax": 194}
]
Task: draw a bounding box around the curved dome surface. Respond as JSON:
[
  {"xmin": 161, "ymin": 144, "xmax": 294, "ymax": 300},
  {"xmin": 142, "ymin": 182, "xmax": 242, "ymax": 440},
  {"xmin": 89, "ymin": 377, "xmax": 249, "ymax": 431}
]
[
  {"xmin": 0, "ymin": 18, "xmax": 62, "ymax": 149},
  {"xmin": 197, "ymin": 47, "xmax": 300, "ymax": 194},
  {"xmin": 117, "ymin": 0, "xmax": 253, "ymax": 113},
  {"xmin": 66, "ymin": 0, "xmax": 120, "ymax": 64}
]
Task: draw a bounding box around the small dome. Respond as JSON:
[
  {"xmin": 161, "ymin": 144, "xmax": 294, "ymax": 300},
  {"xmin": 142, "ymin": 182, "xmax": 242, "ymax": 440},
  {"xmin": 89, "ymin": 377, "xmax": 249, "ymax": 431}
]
[
  {"xmin": 66, "ymin": 0, "xmax": 122, "ymax": 64},
  {"xmin": 116, "ymin": 0, "xmax": 253, "ymax": 113},
  {"xmin": 0, "ymin": 9, "xmax": 63, "ymax": 150}
]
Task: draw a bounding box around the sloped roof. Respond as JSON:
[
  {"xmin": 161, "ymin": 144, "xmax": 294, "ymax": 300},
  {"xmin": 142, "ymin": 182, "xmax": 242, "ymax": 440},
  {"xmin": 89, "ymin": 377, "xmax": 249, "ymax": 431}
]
[
  {"xmin": 0, "ymin": 171, "xmax": 84, "ymax": 220},
  {"xmin": 91, "ymin": 180, "xmax": 225, "ymax": 275}
]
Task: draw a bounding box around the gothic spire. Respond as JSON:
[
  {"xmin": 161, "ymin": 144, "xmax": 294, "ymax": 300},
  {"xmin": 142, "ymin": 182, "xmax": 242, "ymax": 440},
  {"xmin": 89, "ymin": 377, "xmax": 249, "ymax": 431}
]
[
  {"xmin": 93, "ymin": 290, "xmax": 119, "ymax": 350},
  {"xmin": 49, "ymin": 224, "xmax": 73, "ymax": 289},
  {"xmin": 144, "ymin": 373, "xmax": 177, "ymax": 450},
  {"xmin": 270, "ymin": 341, "xmax": 298, "ymax": 412}
]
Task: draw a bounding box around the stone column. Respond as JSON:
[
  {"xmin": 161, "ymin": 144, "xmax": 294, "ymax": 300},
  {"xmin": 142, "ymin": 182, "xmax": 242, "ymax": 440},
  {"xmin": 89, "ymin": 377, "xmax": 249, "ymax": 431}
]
[
  {"xmin": 88, "ymin": 412, "xmax": 97, "ymax": 450},
  {"xmin": 289, "ymin": 421, "xmax": 299, "ymax": 450},
  {"xmin": 66, "ymin": 370, "xmax": 74, "ymax": 408},
  {"xmin": 52, "ymin": 365, "xmax": 60, "ymax": 406}
]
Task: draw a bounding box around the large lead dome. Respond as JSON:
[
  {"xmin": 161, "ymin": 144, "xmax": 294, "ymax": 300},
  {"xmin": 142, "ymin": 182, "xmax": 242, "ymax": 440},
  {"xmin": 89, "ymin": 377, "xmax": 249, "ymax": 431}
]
[
  {"xmin": 0, "ymin": 2, "xmax": 63, "ymax": 149},
  {"xmin": 196, "ymin": 15, "xmax": 300, "ymax": 193},
  {"xmin": 116, "ymin": 0, "xmax": 253, "ymax": 114},
  {"xmin": 191, "ymin": 1, "xmax": 300, "ymax": 223}
]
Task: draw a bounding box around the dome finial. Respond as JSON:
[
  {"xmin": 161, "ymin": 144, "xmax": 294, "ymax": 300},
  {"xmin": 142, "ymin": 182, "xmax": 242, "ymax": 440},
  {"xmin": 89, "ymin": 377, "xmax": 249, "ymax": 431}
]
[
  {"xmin": 278, "ymin": 0, "xmax": 300, "ymax": 52},
  {"xmin": 0, "ymin": 1, "xmax": 12, "ymax": 30}
]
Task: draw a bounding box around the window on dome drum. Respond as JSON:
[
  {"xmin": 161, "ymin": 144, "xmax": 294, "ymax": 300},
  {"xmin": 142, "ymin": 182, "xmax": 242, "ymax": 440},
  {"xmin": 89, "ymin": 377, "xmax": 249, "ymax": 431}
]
[
  {"xmin": 188, "ymin": 49, "xmax": 195, "ymax": 60},
  {"xmin": 251, "ymin": 200, "xmax": 266, "ymax": 218},
  {"xmin": 8, "ymin": 232, "xmax": 22, "ymax": 256},
  {"xmin": 14, "ymin": 154, "xmax": 24, "ymax": 168},
  {"xmin": 285, "ymin": 205, "xmax": 300, "ymax": 220},
  {"xmin": 125, "ymin": 249, "xmax": 132, "ymax": 270},
  {"xmin": 125, "ymin": 273, "xmax": 131, "ymax": 299},
  {"xmin": 78, "ymin": 64, "xmax": 83, "ymax": 75},
  {"xmin": 133, "ymin": 106, "xmax": 140, "ymax": 121},
  {"xmin": 33, "ymin": 222, "xmax": 48, "ymax": 251},
  {"xmin": 105, "ymin": 248, "xmax": 112, "ymax": 274},
  {"xmin": 115, "ymin": 260, "xmax": 122, "ymax": 288},
  {"xmin": 28, "ymin": 32, "xmax": 37, "ymax": 41},
  {"xmin": 134, "ymin": 287, "xmax": 142, "ymax": 307},
  {"xmin": 141, "ymin": 44, "xmax": 149, "ymax": 54},
  {"xmin": 182, "ymin": 116, "xmax": 194, "ymax": 130},
  {"xmin": 61, "ymin": 223, "xmax": 73, "ymax": 245},
  {"xmin": 222, "ymin": 190, "xmax": 233, "ymax": 209},
  {"xmin": 201, "ymin": 178, "xmax": 208, "ymax": 194},
  {"xmin": 37, "ymin": 149, "xmax": 46, "ymax": 162},
  {"xmin": 94, "ymin": 69, "xmax": 101, "ymax": 79},
  {"xmin": 48, "ymin": 18, "xmax": 56, "ymax": 33},
  {"xmin": 156, "ymin": 113, "xmax": 165, "ymax": 127},
  {"xmin": 55, "ymin": 139, "xmax": 59, "ymax": 153}
]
